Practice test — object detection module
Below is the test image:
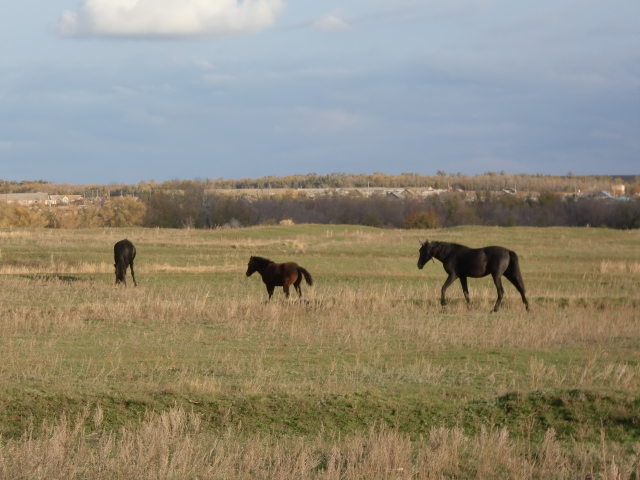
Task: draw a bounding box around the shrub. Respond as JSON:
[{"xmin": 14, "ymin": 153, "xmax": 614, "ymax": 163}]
[
  {"xmin": 403, "ymin": 211, "xmax": 441, "ymax": 229},
  {"xmin": 0, "ymin": 202, "xmax": 48, "ymax": 227},
  {"xmin": 362, "ymin": 213, "xmax": 382, "ymax": 228}
]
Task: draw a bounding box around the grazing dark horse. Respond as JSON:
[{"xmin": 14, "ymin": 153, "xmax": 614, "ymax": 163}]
[
  {"xmin": 417, "ymin": 240, "xmax": 529, "ymax": 312},
  {"xmin": 246, "ymin": 256, "xmax": 313, "ymax": 300},
  {"xmin": 114, "ymin": 239, "xmax": 137, "ymax": 287}
]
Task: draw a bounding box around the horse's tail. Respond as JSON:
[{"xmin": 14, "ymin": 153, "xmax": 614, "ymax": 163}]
[
  {"xmin": 507, "ymin": 250, "xmax": 526, "ymax": 293},
  {"xmin": 297, "ymin": 267, "xmax": 313, "ymax": 286}
]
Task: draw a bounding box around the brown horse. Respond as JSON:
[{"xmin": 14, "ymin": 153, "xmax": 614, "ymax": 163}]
[{"xmin": 246, "ymin": 256, "xmax": 313, "ymax": 300}]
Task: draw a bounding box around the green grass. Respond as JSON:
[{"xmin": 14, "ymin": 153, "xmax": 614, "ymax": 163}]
[{"xmin": 0, "ymin": 225, "xmax": 639, "ymax": 450}]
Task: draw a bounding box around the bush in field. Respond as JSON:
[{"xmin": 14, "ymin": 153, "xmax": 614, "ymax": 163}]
[
  {"xmin": 70, "ymin": 197, "xmax": 147, "ymax": 228},
  {"xmin": 142, "ymin": 192, "xmax": 183, "ymax": 228},
  {"xmin": 78, "ymin": 205, "xmax": 108, "ymax": 228},
  {"xmin": 105, "ymin": 197, "xmax": 147, "ymax": 227},
  {"xmin": 42, "ymin": 199, "xmax": 146, "ymax": 228},
  {"xmin": 0, "ymin": 202, "xmax": 47, "ymax": 227},
  {"xmin": 403, "ymin": 210, "xmax": 440, "ymax": 229},
  {"xmin": 43, "ymin": 208, "xmax": 82, "ymax": 229},
  {"xmin": 538, "ymin": 190, "xmax": 561, "ymax": 206},
  {"xmin": 362, "ymin": 213, "xmax": 382, "ymax": 228}
]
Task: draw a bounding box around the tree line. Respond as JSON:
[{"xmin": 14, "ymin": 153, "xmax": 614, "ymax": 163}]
[
  {"xmin": 2, "ymin": 189, "xmax": 638, "ymax": 230},
  {"xmin": 3, "ymin": 172, "xmax": 640, "ymax": 197},
  {"xmin": 141, "ymin": 190, "xmax": 640, "ymax": 230}
]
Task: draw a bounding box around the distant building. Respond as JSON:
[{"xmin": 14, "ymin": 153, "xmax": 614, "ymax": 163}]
[
  {"xmin": 1, "ymin": 192, "xmax": 84, "ymax": 206},
  {"xmin": 49, "ymin": 195, "xmax": 83, "ymax": 205},
  {"xmin": 592, "ymin": 191, "xmax": 617, "ymax": 200},
  {"xmin": 1, "ymin": 192, "xmax": 49, "ymax": 205},
  {"xmin": 611, "ymin": 185, "xmax": 625, "ymax": 198}
]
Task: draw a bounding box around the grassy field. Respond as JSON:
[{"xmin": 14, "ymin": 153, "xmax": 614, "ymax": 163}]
[{"xmin": 0, "ymin": 225, "xmax": 638, "ymax": 479}]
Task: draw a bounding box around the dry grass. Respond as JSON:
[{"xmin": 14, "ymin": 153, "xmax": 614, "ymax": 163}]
[
  {"xmin": 600, "ymin": 260, "xmax": 640, "ymax": 274},
  {"xmin": 0, "ymin": 406, "xmax": 637, "ymax": 480},
  {"xmin": 0, "ymin": 269, "xmax": 639, "ymax": 397},
  {"xmin": 0, "ymin": 226, "xmax": 639, "ymax": 477},
  {"xmin": 0, "ymin": 262, "xmax": 243, "ymax": 275}
]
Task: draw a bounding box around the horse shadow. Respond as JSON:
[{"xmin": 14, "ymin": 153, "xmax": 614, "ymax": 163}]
[{"xmin": 22, "ymin": 274, "xmax": 86, "ymax": 284}]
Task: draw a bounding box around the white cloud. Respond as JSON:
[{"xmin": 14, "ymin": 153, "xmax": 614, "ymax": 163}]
[
  {"xmin": 56, "ymin": 0, "xmax": 285, "ymax": 38},
  {"xmin": 313, "ymin": 14, "xmax": 349, "ymax": 32}
]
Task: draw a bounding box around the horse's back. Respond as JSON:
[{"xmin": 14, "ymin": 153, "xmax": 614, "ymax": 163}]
[
  {"xmin": 276, "ymin": 262, "xmax": 299, "ymax": 274},
  {"xmin": 266, "ymin": 262, "xmax": 299, "ymax": 286},
  {"xmin": 114, "ymin": 239, "xmax": 136, "ymax": 262},
  {"xmin": 483, "ymin": 245, "xmax": 512, "ymax": 257},
  {"xmin": 455, "ymin": 246, "xmax": 511, "ymax": 277}
]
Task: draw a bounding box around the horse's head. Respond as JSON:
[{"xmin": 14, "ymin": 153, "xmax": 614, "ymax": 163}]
[
  {"xmin": 417, "ymin": 240, "xmax": 434, "ymax": 269},
  {"xmin": 246, "ymin": 256, "xmax": 257, "ymax": 277}
]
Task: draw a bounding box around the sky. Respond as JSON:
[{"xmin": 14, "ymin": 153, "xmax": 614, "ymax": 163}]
[{"xmin": 0, "ymin": 0, "xmax": 638, "ymax": 184}]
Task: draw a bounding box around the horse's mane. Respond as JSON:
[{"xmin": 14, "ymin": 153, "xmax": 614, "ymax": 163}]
[
  {"xmin": 250, "ymin": 256, "xmax": 274, "ymax": 268},
  {"xmin": 430, "ymin": 241, "xmax": 469, "ymax": 257}
]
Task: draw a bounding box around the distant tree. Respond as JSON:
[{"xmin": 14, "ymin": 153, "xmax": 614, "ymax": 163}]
[
  {"xmin": 538, "ymin": 191, "xmax": 560, "ymax": 206},
  {"xmin": 78, "ymin": 205, "xmax": 107, "ymax": 228},
  {"xmin": 403, "ymin": 211, "xmax": 441, "ymax": 229},
  {"xmin": 43, "ymin": 209, "xmax": 81, "ymax": 229},
  {"xmin": 0, "ymin": 203, "xmax": 47, "ymax": 227},
  {"xmin": 107, "ymin": 197, "xmax": 147, "ymax": 227},
  {"xmin": 362, "ymin": 213, "xmax": 382, "ymax": 228},
  {"xmin": 143, "ymin": 192, "xmax": 182, "ymax": 228}
]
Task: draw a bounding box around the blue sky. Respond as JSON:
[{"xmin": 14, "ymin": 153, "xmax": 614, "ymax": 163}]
[{"xmin": 1, "ymin": 0, "xmax": 638, "ymax": 184}]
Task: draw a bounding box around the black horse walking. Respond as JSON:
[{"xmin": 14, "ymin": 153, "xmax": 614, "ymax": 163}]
[
  {"xmin": 417, "ymin": 240, "xmax": 529, "ymax": 312},
  {"xmin": 114, "ymin": 239, "xmax": 137, "ymax": 287},
  {"xmin": 246, "ymin": 256, "xmax": 313, "ymax": 300}
]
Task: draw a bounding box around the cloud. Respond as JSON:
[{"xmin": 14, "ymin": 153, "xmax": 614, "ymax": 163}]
[
  {"xmin": 291, "ymin": 107, "xmax": 366, "ymax": 133},
  {"xmin": 56, "ymin": 0, "xmax": 285, "ymax": 38},
  {"xmin": 313, "ymin": 14, "xmax": 349, "ymax": 32},
  {"xmin": 194, "ymin": 59, "xmax": 214, "ymax": 70},
  {"xmin": 203, "ymin": 73, "xmax": 235, "ymax": 84}
]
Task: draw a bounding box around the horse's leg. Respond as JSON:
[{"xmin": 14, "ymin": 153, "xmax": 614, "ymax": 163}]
[
  {"xmin": 504, "ymin": 271, "xmax": 530, "ymax": 312},
  {"xmin": 440, "ymin": 273, "xmax": 457, "ymax": 308},
  {"xmin": 267, "ymin": 285, "xmax": 275, "ymax": 301},
  {"xmin": 459, "ymin": 277, "xmax": 471, "ymax": 309},
  {"xmin": 283, "ymin": 285, "xmax": 291, "ymax": 299},
  {"xmin": 491, "ymin": 274, "xmax": 505, "ymax": 312},
  {"xmin": 293, "ymin": 272, "xmax": 303, "ymax": 298},
  {"xmin": 130, "ymin": 260, "xmax": 137, "ymax": 287}
]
